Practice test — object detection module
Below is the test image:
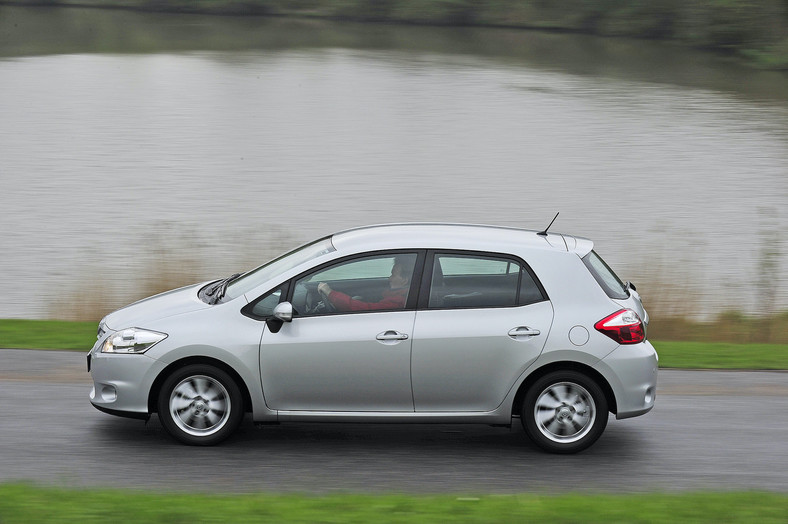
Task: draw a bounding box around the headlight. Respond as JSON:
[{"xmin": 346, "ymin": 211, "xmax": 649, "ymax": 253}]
[{"xmin": 102, "ymin": 328, "xmax": 167, "ymax": 354}]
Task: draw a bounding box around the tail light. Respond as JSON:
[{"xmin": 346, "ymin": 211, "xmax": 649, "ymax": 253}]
[{"xmin": 594, "ymin": 309, "xmax": 645, "ymax": 344}]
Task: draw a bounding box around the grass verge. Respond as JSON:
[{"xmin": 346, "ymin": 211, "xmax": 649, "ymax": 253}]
[
  {"xmin": 0, "ymin": 319, "xmax": 97, "ymax": 351},
  {"xmin": 654, "ymin": 340, "xmax": 788, "ymax": 370},
  {"xmin": 0, "ymin": 484, "xmax": 787, "ymax": 523},
  {"xmin": 2, "ymin": 319, "xmax": 787, "ymax": 370}
]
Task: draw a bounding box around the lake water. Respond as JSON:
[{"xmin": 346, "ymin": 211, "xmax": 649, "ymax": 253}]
[{"xmin": 1, "ymin": 6, "xmax": 787, "ymax": 320}]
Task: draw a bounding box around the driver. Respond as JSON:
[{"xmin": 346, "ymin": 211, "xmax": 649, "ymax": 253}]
[{"xmin": 317, "ymin": 257, "xmax": 413, "ymax": 312}]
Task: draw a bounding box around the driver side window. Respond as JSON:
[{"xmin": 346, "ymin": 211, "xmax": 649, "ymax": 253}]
[{"xmin": 292, "ymin": 253, "xmax": 418, "ymax": 316}]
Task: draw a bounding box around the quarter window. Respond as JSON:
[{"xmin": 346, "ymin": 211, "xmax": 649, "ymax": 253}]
[
  {"xmin": 428, "ymin": 253, "xmax": 544, "ymax": 309},
  {"xmin": 242, "ymin": 285, "xmax": 288, "ymax": 320},
  {"xmin": 582, "ymin": 250, "xmax": 629, "ymax": 300}
]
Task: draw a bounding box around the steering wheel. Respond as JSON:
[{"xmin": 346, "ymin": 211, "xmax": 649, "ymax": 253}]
[
  {"xmin": 303, "ymin": 282, "xmax": 336, "ymax": 314},
  {"xmin": 317, "ymin": 284, "xmax": 337, "ymax": 313}
]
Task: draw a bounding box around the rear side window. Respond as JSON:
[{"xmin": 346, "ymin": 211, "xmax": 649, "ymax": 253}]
[
  {"xmin": 582, "ymin": 251, "xmax": 629, "ymax": 300},
  {"xmin": 428, "ymin": 253, "xmax": 545, "ymax": 309}
]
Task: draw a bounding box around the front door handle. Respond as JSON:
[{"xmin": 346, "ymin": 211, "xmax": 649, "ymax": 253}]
[
  {"xmin": 508, "ymin": 326, "xmax": 541, "ymax": 339},
  {"xmin": 376, "ymin": 330, "xmax": 409, "ymax": 343}
]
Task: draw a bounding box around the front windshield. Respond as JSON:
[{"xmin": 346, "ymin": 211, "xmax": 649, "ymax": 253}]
[{"xmin": 223, "ymin": 236, "xmax": 335, "ymax": 301}]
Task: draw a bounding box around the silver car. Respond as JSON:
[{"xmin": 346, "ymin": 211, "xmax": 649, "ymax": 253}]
[{"xmin": 88, "ymin": 223, "xmax": 657, "ymax": 453}]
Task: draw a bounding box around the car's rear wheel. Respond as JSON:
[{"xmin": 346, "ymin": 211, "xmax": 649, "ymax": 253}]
[
  {"xmin": 157, "ymin": 364, "xmax": 243, "ymax": 446},
  {"xmin": 521, "ymin": 370, "xmax": 608, "ymax": 454}
]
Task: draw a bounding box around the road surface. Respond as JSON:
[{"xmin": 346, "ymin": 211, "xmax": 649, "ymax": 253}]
[{"xmin": 1, "ymin": 348, "xmax": 786, "ymax": 493}]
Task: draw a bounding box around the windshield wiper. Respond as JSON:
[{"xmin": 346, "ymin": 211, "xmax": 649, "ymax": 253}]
[{"xmin": 207, "ymin": 273, "xmax": 241, "ymax": 304}]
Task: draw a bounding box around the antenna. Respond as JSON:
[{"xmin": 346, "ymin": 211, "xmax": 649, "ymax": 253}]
[{"xmin": 537, "ymin": 212, "xmax": 559, "ymax": 236}]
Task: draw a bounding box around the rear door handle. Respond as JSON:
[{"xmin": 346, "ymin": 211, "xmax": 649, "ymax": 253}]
[
  {"xmin": 508, "ymin": 326, "xmax": 540, "ymax": 339},
  {"xmin": 376, "ymin": 330, "xmax": 409, "ymax": 343}
]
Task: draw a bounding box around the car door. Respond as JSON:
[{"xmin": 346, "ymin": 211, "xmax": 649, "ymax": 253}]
[
  {"xmin": 411, "ymin": 252, "xmax": 553, "ymax": 412},
  {"xmin": 259, "ymin": 252, "xmax": 422, "ymax": 412}
]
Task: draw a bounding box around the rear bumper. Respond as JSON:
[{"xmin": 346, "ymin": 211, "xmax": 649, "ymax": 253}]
[{"xmin": 595, "ymin": 340, "xmax": 658, "ymax": 419}]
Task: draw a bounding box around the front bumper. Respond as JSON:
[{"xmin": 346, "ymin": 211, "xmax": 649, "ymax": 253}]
[
  {"xmin": 594, "ymin": 340, "xmax": 658, "ymax": 419},
  {"xmin": 88, "ymin": 337, "xmax": 166, "ymax": 418}
]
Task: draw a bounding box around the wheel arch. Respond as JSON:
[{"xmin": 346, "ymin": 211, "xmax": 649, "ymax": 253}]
[
  {"xmin": 511, "ymin": 361, "xmax": 617, "ymax": 418},
  {"xmin": 148, "ymin": 356, "xmax": 253, "ymax": 414}
]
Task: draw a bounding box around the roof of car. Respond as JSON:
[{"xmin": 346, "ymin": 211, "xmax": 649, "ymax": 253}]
[{"xmin": 330, "ymin": 223, "xmax": 594, "ymax": 256}]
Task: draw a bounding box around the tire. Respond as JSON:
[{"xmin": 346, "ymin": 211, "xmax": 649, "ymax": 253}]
[
  {"xmin": 521, "ymin": 370, "xmax": 608, "ymax": 454},
  {"xmin": 157, "ymin": 364, "xmax": 244, "ymax": 446}
]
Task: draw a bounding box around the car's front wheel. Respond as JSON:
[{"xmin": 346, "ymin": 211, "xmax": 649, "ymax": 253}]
[
  {"xmin": 521, "ymin": 370, "xmax": 608, "ymax": 454},
  {"xmin": 157, "ymin": 364, "xmax": 243, "ymax": 446}
]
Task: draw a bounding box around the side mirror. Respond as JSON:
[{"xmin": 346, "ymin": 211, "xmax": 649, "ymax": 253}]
[
  {"xmin": 266, "ymin": 302, "xmax": 293, "ymax": 334},
  {"xmin": 273, "ymin": 302, "xmax": 293, "ymax": 322}
]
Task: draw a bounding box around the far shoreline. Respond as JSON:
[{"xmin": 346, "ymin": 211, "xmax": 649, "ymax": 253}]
[{"xmin": 2, "ymin": 0, "xmax": 787, "ymax": 70}]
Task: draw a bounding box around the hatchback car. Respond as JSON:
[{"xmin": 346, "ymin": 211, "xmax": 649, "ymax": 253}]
[{"xmin": 88, "ymin": 223, "xmax": 657, "ymax": 453}]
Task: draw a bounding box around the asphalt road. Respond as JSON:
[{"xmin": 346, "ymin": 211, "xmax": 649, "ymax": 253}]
[{"xmin": 2, "ymin": 348, "xmax": 787, "ymax": 494}]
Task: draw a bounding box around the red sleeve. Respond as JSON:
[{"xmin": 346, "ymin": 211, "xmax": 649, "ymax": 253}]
[{"xmin": 327, "ymin": 290, "xmax": 406, "ymax": 312}]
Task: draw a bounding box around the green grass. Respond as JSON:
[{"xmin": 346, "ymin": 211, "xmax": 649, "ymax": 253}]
[
  {"xmin": 2, "ymin": 319, "xmax": 787, "ymax": 369},
  {"xmin": 654, "ymin": 340, "xmax": 788, "ymax": 370},
  {"xmin": 0, "ymin": 484, "xmax": 786, "ymax": 523},
  {"xmin": 0, "ymin": 319, "xmax": 97, "ymax": 351}
]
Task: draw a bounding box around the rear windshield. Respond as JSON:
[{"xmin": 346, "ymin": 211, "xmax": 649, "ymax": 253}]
[{"xmin": 582, "ymin": 250, "xmax": 629, "ymax": 300}]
